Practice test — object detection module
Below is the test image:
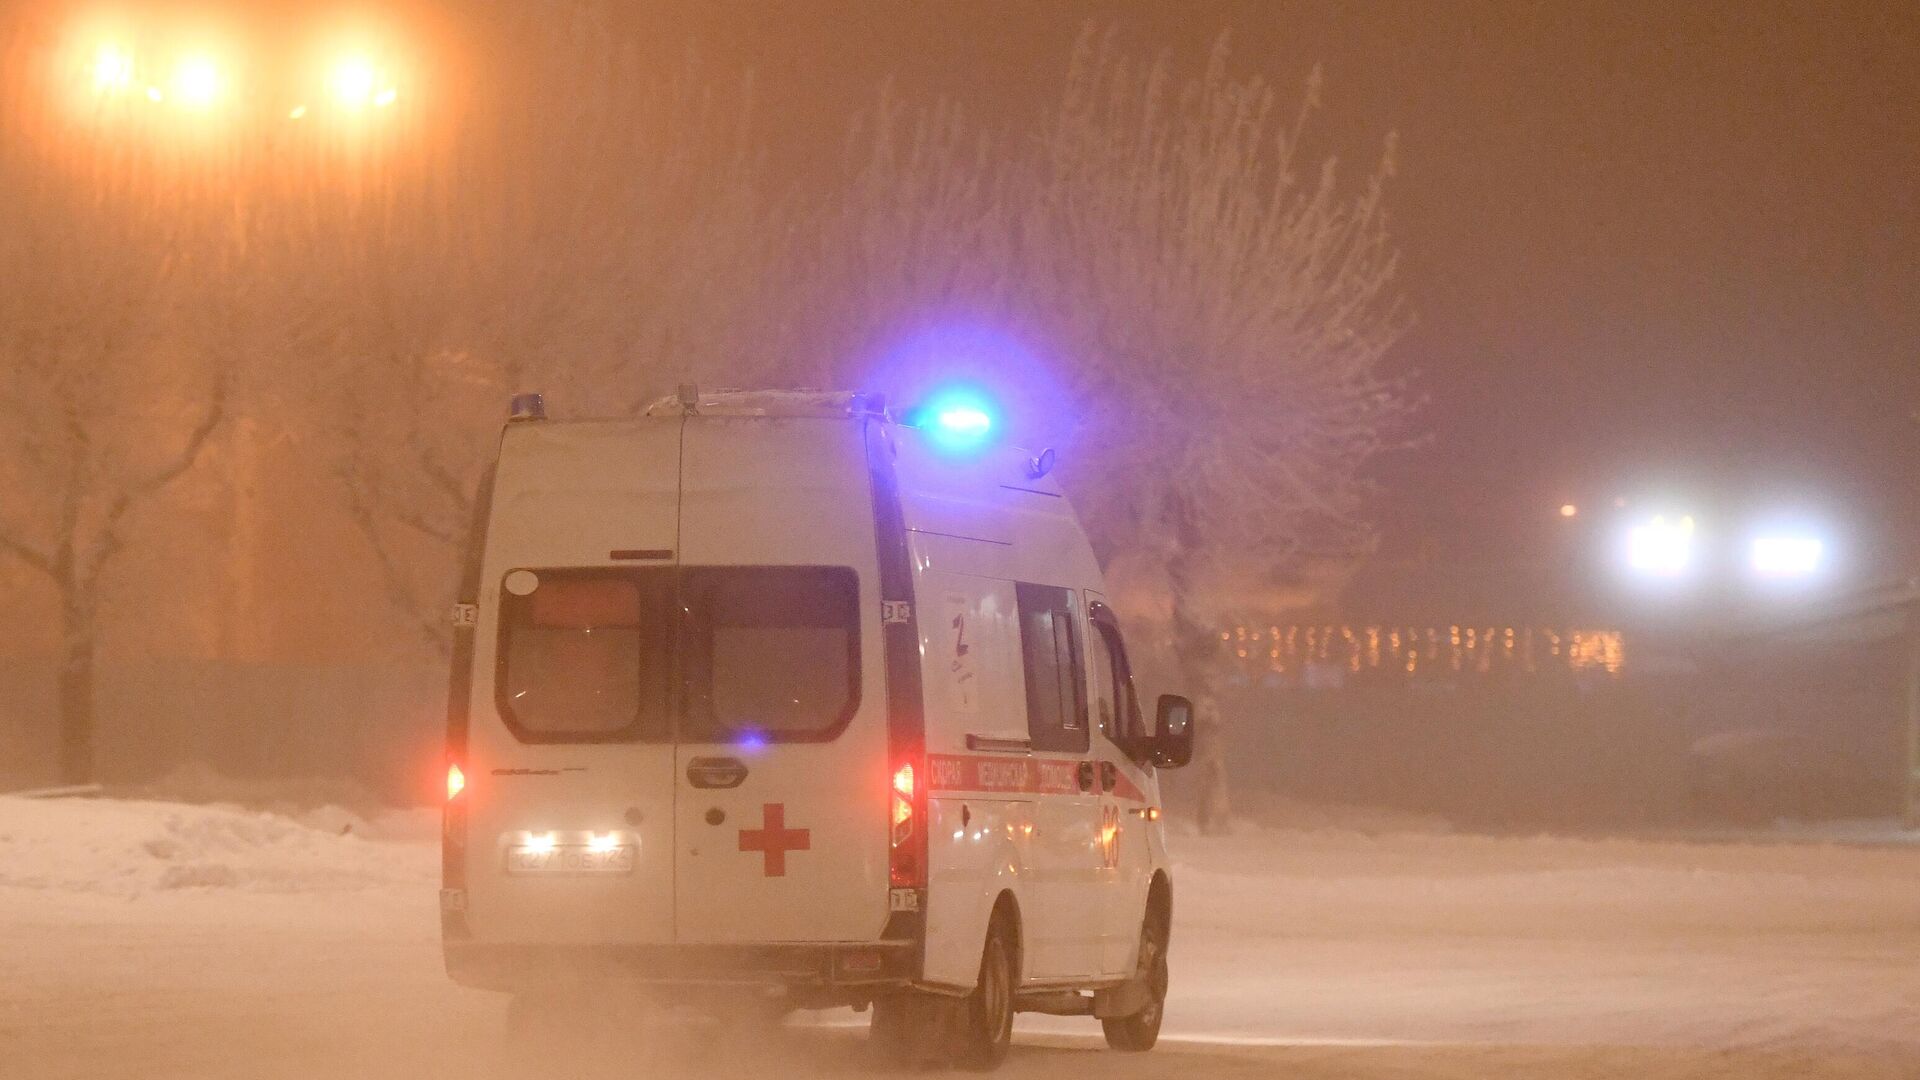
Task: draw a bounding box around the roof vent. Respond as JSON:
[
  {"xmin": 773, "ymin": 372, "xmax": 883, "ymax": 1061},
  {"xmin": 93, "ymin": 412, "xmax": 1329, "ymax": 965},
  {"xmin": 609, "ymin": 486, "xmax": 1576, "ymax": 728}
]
[{"xmin": 508, "ymin": 392, "xmax": 546, "ymax": 422}]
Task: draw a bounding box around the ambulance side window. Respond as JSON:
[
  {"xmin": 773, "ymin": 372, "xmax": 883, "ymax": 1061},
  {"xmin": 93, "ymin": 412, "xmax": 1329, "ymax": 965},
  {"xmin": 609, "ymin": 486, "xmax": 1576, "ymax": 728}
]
[
  {"xmin": 1089, "ymin": 603, "xmax": 1145, "ymax": 744},
  {"xmin": 1015, "ymin": 582, "xmax": 1089, "ymax": 754}
]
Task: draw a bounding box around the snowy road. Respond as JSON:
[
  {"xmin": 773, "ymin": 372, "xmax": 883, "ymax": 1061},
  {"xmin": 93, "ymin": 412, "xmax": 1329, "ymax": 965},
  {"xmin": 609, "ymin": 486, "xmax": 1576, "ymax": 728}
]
[{"xmin": 4, "ymin": 796, "xmax": 1920, "ymax": 1079}]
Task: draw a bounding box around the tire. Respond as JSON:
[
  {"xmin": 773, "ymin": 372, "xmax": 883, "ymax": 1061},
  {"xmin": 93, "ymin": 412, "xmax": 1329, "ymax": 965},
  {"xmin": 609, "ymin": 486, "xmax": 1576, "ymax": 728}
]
[
  {"xmin": 953, "ymin": 913, "xmax": 1017, "ymax": 1071},
  {"xmin": 1101, "ymin": 908, "xmax": 1168, "ymax": 1052}
]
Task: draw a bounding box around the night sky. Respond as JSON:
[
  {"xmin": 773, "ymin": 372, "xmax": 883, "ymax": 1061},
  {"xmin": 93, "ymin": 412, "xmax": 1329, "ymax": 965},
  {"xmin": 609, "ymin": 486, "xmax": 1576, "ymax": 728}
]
[{"xmin": 643, "ymin": 1, "xmax": 1919, "ymax": 577}]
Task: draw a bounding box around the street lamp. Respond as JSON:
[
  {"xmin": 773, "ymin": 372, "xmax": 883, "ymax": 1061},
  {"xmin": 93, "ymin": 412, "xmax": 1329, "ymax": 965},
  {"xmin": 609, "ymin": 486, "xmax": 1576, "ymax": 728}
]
[
  {"xmin": 90, "ymin": 46, "xmax": 133, "ymax": 92},
  {"xmin": 1626, "ymin": 514, "xmax": 1695, "ymax": 578},
  {"xmin": 170, "ymin": 56, "xmax": 222, "ymax": 108},
  {"xmin": 1749, "ymin": 535, "xmax": 1825, "ymax": 580},
  {"xmin": 326, "ymin": 55, "xmax": 399, "ymax": 110}
]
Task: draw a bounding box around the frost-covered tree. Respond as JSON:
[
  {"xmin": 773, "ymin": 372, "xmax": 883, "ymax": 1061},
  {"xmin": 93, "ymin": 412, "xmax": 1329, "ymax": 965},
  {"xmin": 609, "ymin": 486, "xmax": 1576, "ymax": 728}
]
[
  {"xmin": 1026, "ymin": 33, "xmax": 1410, "ymax": 830},
  {"xmin": 797, "ymin": 32, "xmax": 1410, "ymax": 832},
  {"xmin": 0, "ymin": 106, "xmax": 236, "ymax": 784},
  {"xmin": 314, "ymin": 6, "xmax": 775, "ymax": 651}
]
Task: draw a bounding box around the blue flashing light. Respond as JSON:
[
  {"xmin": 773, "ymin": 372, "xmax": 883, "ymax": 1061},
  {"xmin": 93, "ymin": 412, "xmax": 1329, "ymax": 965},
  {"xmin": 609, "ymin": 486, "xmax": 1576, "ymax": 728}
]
[
  {"xmin": 935, "ymin": 405, "xmax": 992, "ymax": 438},
  {"xmin": 913, "ymin": 389, "xmax": 998, "ymax": 452},
  {"xmin": 735, "ymin": 731, "xmax": 768, "ymax": 753}
]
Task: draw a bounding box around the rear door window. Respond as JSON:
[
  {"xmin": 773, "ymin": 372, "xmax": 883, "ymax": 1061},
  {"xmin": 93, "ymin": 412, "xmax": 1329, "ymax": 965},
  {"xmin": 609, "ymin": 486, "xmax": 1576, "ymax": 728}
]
[
  {"xmin": 680, "ymin": 566, "xmax": 861, "ymax": 743},
  {"xmin": 495, "ymin": 568, "xmax": 673, "ymax": 742},
  {"xmin": 1016, "ymin": 582, "xmax": 1089, "ymax": 753}
]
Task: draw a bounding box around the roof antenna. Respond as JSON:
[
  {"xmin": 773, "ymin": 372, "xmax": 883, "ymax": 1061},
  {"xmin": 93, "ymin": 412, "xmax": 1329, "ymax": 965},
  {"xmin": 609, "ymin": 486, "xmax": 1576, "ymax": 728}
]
[{"xmin": 676, "ymin": 383, "xmax": 700, "ymax": 413}]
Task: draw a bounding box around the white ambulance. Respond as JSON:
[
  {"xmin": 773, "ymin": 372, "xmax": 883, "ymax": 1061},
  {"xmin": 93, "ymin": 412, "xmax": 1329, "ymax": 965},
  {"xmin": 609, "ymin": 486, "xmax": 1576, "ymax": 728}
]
[{"xmin": 441, "ymin": 388, "xmax": 1194, "ymax": 1069}]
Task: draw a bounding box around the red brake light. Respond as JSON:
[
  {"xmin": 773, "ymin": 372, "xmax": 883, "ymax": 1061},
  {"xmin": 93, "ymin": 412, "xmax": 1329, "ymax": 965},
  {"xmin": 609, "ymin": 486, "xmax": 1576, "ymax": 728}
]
[
  {"xmin": 888, "ymin": 760, "xmax": 921, "ymax": 881},
  {"xmin": 447, "ymin": 763, "xmax": 466, "ymax": 801}
]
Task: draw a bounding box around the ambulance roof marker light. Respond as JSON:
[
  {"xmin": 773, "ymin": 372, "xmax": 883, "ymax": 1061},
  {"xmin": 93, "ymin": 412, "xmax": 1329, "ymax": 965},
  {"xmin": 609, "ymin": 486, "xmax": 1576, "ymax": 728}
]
[{"xmin": 508, "ymin": 392, "xmax": 545, "ymax": 422}]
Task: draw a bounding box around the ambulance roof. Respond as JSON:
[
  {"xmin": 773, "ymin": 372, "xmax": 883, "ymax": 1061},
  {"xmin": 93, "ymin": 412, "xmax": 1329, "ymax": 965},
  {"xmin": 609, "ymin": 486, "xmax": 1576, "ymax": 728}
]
[{"xmin": 642, "ymin": 388, "xmax": 885, "ymax": 420}]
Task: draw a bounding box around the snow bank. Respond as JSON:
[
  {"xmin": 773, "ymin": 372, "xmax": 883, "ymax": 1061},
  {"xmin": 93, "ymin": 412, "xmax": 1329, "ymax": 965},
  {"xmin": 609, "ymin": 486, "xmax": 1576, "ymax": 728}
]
[{"xmin": 0, "ymin": 795, "xmax": 433, "ymax": 897}]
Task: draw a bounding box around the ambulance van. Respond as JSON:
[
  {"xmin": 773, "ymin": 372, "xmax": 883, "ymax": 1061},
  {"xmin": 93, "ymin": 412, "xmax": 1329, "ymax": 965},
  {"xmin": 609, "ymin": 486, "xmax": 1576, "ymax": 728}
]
[{"xmin": 441, "ymin": 388, "xmax": 1194, "ymax": 1069}]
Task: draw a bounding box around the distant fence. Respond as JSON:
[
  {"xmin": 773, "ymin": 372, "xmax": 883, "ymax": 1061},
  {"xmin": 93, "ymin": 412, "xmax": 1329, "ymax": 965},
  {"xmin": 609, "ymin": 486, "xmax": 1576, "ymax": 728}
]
[
  {"xmin": 0, "ymin": 659, "xmax": 445, "ymax": 804},
  {"xmin": 1209, "ymin": 627, "xmax": 1909, "ymax": 829},
  {"xmin": 1221, "ymin": 623, "xmax": 1627, "ymax": 688}
]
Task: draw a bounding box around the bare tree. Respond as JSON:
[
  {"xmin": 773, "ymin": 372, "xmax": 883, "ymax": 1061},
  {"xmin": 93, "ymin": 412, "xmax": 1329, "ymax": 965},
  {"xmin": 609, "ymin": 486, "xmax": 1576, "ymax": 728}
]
[
  {"xmin": 783, "ymin": 86, "xmax": 1023, "ymax": 388},
  {"xmin": 0, "ymin": 96, "xmax": 236, "ymax": 783},
  {"xmin": 309, "ymin": 5, "xmax": 776, "ymax": 651}
]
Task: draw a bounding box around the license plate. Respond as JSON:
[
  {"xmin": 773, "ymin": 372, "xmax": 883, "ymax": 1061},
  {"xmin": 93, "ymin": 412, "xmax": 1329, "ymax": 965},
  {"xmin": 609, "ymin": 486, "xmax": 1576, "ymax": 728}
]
[{"xmin": 506, "ymin": 844, "xmax": 636, "ymax": 875}]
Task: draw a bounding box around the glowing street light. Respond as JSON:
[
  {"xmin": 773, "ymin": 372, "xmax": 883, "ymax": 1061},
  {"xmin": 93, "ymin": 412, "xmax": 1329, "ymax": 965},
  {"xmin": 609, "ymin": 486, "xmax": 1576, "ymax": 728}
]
[
  {"xmin": 1749, "ymin": 535, "xmax": 1825, "ymax": 580},
  {"xmin": 327, "ymin": 55, "xmax": 376, "ymax": 106},
  {"xmin": 326, "ymin": 55, "xmax": 397, "ymax": 109},
  {"xmin": 1559, "ymin": 503, "xmax": 1579, "ymax": 518},
  {"xmin": 170, "ymin": 55, "xmax": 222, "ymax": 108},
  {"xmin": 1626, "ymin": 514, "xmax": 1695, "ymax": 578},
  {"xmin": 91, "ymin": 46, "xmax": 134, "ymax": 92}
]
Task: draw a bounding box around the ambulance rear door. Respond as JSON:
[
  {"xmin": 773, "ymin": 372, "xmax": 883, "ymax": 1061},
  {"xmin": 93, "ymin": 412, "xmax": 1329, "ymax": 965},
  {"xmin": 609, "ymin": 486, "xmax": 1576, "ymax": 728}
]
[
  {"xmin": 462, "ymin": 420, "xmax": 682, "ymax": 947},
  {"xmin": 671, "ymin": 416, "xmax": 890, "ymax": 944}
]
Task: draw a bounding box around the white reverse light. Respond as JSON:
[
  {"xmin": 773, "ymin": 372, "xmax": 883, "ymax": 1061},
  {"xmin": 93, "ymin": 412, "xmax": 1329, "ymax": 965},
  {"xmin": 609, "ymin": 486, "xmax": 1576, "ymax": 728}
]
[
  {"xmin": 1750, "ymin": 535, "xmax": 1824, "ymax": 579},
  {"xmin": 1626, "ymin": 515, "xmax": 1695, "ymax": 578}
]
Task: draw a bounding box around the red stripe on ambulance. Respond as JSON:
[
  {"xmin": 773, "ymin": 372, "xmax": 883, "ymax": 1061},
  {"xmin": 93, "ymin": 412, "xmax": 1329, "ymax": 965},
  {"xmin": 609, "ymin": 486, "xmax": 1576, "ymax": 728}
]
[{"xmin": 928, "ymin": 753, "xmax": 1147, "ymax": 803}]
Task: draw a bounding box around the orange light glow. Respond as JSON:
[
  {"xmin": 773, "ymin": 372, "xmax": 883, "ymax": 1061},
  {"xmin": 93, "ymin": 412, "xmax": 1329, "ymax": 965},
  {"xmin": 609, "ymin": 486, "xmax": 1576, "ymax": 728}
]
[
  {"xmin": 1559, "ymin": 503, "xmax": 1578, "ymax": 518},
  {"xmin": 171, "ymin": 56, "xmax": 221, "ymax": 107},
  {"xmin": 91, "ymin": 46, "xmax": 134, "ymax": 91},
  {"xmin": 891, "ymin": 762, "xmax": 914, "ymax": 800},
  {"xmin": 288, "ymin": 104, "xmax": 307, "ymax": 120},
  {"xmin": 446, "ymin": 763, "xmax": 465, "ymax": 800},
  {"xmin": 327, "ymin": 56, "xmax": 378, "ymax": 107}
]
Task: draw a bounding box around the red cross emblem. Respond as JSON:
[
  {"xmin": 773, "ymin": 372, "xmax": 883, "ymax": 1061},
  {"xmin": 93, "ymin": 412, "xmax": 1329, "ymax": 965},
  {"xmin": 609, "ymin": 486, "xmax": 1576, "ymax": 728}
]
[{"xmin": 737, "ymin": 803, "xmax": 810, "ymax": 877}]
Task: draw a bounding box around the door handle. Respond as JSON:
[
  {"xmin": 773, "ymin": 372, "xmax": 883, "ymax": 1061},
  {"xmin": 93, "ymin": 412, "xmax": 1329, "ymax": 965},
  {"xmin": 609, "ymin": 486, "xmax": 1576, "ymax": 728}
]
[
  {"xmin": 686, "ymin": 757, "xmax": 748, "ymax": 789},
  {"xmin": 1077, "ymin": 760, "xmax": 1097, "ymax": 793},
  {"xmin": 1099, "ymin": 762, "xmax": 1118, "ymax": 793}
]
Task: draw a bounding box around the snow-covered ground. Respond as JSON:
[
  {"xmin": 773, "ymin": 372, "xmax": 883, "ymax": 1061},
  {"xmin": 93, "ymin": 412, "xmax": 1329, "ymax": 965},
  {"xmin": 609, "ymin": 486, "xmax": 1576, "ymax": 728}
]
[{"xmin": 3, "ymin": 794, "xmax": 1919, "ymax": 1079}]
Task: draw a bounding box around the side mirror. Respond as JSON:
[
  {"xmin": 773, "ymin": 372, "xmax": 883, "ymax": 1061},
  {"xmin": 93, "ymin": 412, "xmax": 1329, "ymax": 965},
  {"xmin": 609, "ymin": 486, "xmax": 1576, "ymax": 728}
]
[{"xmin": 1151, "ymin": 694, "xmax": 1195, "ymax": 768}]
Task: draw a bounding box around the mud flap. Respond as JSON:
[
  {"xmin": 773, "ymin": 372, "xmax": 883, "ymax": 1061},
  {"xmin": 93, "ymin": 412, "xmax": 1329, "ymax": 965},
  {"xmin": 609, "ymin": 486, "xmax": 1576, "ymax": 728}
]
[{"xmin": 1092, "ymin": 977, "xmax": 1152, "ymax": 1019}]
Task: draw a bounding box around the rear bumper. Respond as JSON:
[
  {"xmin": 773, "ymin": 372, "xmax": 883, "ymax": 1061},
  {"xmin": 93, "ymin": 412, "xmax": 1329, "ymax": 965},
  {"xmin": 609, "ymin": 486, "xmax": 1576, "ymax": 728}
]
[{"xmin": 444, "ymin": 939, "xmax": 918, "ymax": 993}]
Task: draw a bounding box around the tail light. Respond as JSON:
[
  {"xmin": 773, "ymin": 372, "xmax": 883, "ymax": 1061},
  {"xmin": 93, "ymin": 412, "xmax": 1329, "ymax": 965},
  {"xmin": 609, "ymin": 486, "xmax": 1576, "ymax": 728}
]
[
  {"xmin": 442, "ymin": 760, "xmax": 468, "ymax": 893},
  {"xmin": 889, "ymin": 758, "xmax": 925, "ymax": 888},
  {"xmin": 891, "ymin": 763, "xmax": 914, "ymax": 843}
]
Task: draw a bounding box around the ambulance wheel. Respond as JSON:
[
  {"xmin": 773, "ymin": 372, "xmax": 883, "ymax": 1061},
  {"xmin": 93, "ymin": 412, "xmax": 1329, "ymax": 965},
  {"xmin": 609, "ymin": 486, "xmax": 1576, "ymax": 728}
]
[
  {"xmin": 1101, "ymin": 908, "xmax": 1168, "ymax": 1052},
  {"xmin": 952, "ymin": 911, "xmax": 1017, "ymax": 1071},
  {"xmin": 870, "ymin": 991, "xmax": 948, "ymax": 1069}
]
